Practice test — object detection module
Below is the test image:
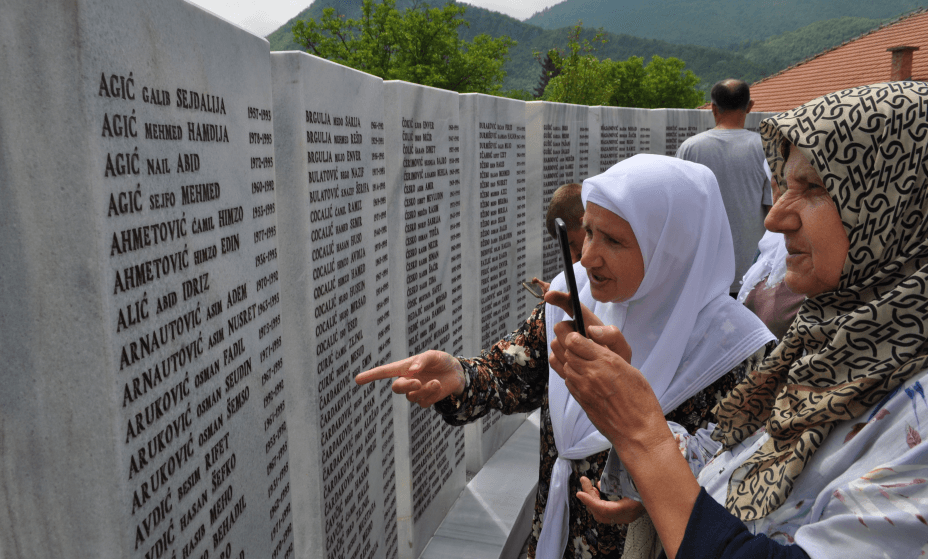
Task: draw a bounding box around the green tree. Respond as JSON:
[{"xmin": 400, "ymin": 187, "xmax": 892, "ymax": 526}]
[
  {"xmin": 291, "ymin": 0, "xmax": 516, "ymax": 94},
  {"xmin": 538, "ymin": 23, "xmax": 613, "ymax": 106},
  {"xmin": 540, "ymin": 22, "xmax": 704, "ymax": 109},
  {"xmin": 609, "ymin": 55, "xmax": 704, "ymax": 109},
  {"xmin": 533, "ymin": 52, "xmax": 561, "ymax": 99}
]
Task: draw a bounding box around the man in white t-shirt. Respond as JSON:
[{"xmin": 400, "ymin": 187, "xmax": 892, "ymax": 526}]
[{"xmin": 676, "ymin": 79, "xmax": 771, "ymax": 296}]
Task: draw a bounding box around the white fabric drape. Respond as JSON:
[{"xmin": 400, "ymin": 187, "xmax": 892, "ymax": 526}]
[
  {"xmin": 536, "ymin": 155, "xmax": 774, "ymax": 559},
  {"xmin": 736, "ymin": 230, "xmax": 789, "ymax": 303}
]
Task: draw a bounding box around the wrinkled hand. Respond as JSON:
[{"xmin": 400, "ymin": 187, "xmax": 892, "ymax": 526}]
[
  {"xmin": 553, "ymin": 330, "xmax": 666, "ymax": 455},
  {"xmin": 544, "ymin": 290, "xmax": 631, "ymax": 378},
  {"xmin": 576, "ymin": 476, "xmax": 644, "ymax": 525},
  {"xmin": 355, "ymin": 350, "xmax": 465, "ymax": 408}
]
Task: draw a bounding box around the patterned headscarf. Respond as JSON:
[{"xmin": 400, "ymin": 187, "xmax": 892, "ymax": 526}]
[{"xmin": 712, "ymin": 81, "xmax": 928, "ymax": 521}]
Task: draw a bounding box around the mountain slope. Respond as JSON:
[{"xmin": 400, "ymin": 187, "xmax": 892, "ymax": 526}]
[
  {"xmin": 265, "ymin": 0, "xmax": 767, "ymax": 94},
  {"xmin": 738, "ymin": 16, "xmax": 891, "ymax": 71},
  {"xmin": 503, "ymin": 27, "xmax": 769, "ymax": 94},
  {"xmin": 266, "ymin": 0, "xmax": 540, "ymax": 52},
  {"xmin": 524, "ymin": 0, "xmax": 922, "ymax": 49},
  {"xmin": 265, "ymin": 0, "xmax": 904, "ymax": 98}
]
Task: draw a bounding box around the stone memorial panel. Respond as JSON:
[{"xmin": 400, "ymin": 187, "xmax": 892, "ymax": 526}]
[
  {"xmin": 0, "ymin": 1, "xmax": 291, "ymax": 557},
  {"xmin": 526, "ymin": 102, "xmax": 588, "ymax": 283},
  {"xmin": 459, "ymin": 93, "xmax": 528, "ymax": 473},
  {"xmin": 383, "ymin": 80, "xmax": 466, "ymax": 559},
  {"xmin": 578, "ymin": 119, "xmax": 592, "ymax": 181},
  {"xmin": 270, "ymin": 52, "xmax": 395, "ymax": 559},
  {"xmin": 586, "ymin": 107, "xmax": 603, "ymax": 177},
  {"xmin": 590, "ymin": 107, "xmax": 653, "ymax": 174}
]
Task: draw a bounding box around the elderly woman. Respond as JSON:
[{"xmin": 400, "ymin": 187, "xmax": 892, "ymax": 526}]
[
  {"xmin": 556, "ymin": 81, "xmax": 928, "ymax": 558},
  {"xmin": 356, "ymin": 154, "xmax": 774, "ymax": 558}
]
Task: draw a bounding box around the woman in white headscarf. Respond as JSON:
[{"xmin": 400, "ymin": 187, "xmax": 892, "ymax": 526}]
[{"xmin": 356, "ymin": 154, "xmax": 774, "ymax": 559}]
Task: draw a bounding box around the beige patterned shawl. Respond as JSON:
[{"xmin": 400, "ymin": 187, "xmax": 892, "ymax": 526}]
[{"xmin": 712, "ymin": 81, "xmax": 928, "ymax": 521}]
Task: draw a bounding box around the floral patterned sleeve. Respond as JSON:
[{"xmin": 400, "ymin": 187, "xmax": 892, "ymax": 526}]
[{"xmin": 434, "ymin": 302, "xmax": 549, "ymax": 424}]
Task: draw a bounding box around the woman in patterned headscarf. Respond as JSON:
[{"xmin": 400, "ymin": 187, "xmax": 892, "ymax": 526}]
[{"xmin": 557, "ymin": 81, "xmax": 928, "ymax": 558}]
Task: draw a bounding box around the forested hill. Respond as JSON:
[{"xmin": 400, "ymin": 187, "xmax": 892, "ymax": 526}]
[
  {"xmin": 266, "ymin": 0, "xmax": 909, "ymax": 96},
  {"xmin": 265, "ymin": 2, "xmax": 765, "ymax": 94},
  {"xmin": 266, "ymin": 0, "xmax": 540, "ymax": 53},
  {"xmin": 524, "ymin": 0, "xmax": 924, "ymax": 49}
]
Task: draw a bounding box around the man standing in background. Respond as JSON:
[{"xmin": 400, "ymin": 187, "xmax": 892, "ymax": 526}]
[{"xmin": 676, "ymin": 79, "xmax": 771, "ymax": 296}]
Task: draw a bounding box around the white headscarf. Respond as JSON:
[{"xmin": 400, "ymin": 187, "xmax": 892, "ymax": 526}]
[
  {"xmin": 736, "ymin": 230, "xmax": 789, "ymax": 303},
  {"xmin": 537, "ymin": 154, "xmax": 774, "ymax": 559},
  {"xmin": 737, "ymin": 160, "xmax": 786, "ymax": 303}
]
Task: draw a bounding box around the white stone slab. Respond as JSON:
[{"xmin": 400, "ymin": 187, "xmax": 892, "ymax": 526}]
[
  {"xmin": 0, "ymin": 1, "xmax": 291, "ymax": 557},
  {"xmin": 586, "ymin": 107, "xmax": 603, "ymax": 177},
  {"xmin": 638, "ymin": 113, "xmax": 657, "ymax": 156},
  {"xmin": 270, "ymin": 52, "xmax": 396, "ymax": 559},
  {"xmin": 578, "ymin": 120, "xmax": 593, "ymax": 183},
  {"xmin": 589, "ymin": 107, "xmax": 654, "ymax": 175},
  {"xmin": 384, "ymin": 80, "xmax": 467, "ymax": 559},
  {"xmin": 645, "ymin": 110, "xmax": 667, "ymax": 155},
  {"xmin": 419, "ymin": 411, "xmax": 540, "ymax": 559},
  {"xmin": 525, "ymin": 102, "xmax": 588, "ymax": 283},
  {"xmin": 458, "ymin": 93, "xmax": 528, "ymax": 473}
]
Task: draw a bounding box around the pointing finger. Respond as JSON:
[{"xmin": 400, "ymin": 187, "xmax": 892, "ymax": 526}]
[{"xmin": 356, "ymin": 355, "xmax": 419, "ymax": 384}]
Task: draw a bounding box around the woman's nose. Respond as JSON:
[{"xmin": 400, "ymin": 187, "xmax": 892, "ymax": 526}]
[
  {"xmin": 579, "ymin": 237, "xmax": 599, "ymax": 268},
  {"xmin": 764, "ymin": 195, "xmax": 795, "ymax": 234}
]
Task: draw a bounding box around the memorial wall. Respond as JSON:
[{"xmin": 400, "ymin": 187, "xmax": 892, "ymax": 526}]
[
  {"xmin": 383, "ymin": 80, "xmax": 467, "ymax": 559},
  {"xmin": 459, "ymin": 94, "xmax": 529, "ymax": 473},
  {"xmin": 270, "ymin": 52, "xmax": 395, "ymax": 559},
  {"xmin": 745, "ymin": 112, "xmax": 775, "ymax": 134},
  {"xmin": 589, "ymin": 107, "xmax": 652, "ymax": 174},
  {"xmin": 526, "ymin": 102, "xmax": 588, "ymax": 283},
  {"xmin": 0, "ymin": 1, "xmax": 779, "ymax": 557},
  {"xmin": 654, "ymin": 108, "xmax": 716, "ymax": 156}
]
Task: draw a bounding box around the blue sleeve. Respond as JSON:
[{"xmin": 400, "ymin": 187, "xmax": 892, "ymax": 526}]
[{"xmin": 673, "ymin": 489, "xmax": 810, "ymax": 559}]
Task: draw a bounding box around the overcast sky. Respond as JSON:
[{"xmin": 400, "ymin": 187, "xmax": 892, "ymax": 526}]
[{"xmin": 185, "ymin": 0, "xmax": 562, "ymax": 37}]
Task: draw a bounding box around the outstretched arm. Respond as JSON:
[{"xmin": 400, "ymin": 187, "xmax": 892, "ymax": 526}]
[{"xmin": 357, "ymin": 302, "xmax": 551, "ymax": 420}]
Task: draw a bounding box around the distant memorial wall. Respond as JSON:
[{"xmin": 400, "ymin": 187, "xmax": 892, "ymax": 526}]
[
  {"xmin": 270, "ymin": 52, "xmax": 395, "ymax": 559},
  {"xmin": 0, "ymin": 0, "xmax": 781, "ymax": 557},
  {"xmin": 588, "ymin": 108, "xmax": 776, "ymax": 168},
  {"xmin": 589, "ymin": 107, "xmax": 652, "ymax": 174},
  {"xmin": 383, "ymin": 80, "xmax": 467, "ymax": 559},
  {"xmin": 459, "ymin": 93, "xmax": 528, "ymax": 473},
  {"xmin": 653, "ymin": 108, "xmax": 716, "ymax": 156},
  {"xmin": 526, "ymin": 102, "xmax": 589, "ymax": 283}
]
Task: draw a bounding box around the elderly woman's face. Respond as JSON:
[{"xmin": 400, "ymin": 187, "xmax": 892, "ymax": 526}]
[
  {"xmin": 580, "ymin": 202, "xmax": 645, "ymax": 303},
  {"xmin": 764, "ymin": 146, "xmax": 849, "ymax": 297}
]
